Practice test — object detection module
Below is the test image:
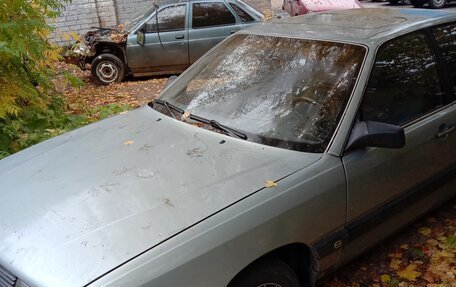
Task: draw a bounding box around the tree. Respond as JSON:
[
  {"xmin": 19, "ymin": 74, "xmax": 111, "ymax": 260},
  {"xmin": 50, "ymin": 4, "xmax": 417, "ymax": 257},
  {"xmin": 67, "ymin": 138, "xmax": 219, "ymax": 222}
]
[{"xmin": 0, "ymin": 0, "xmax": 71, "ymax": 158}]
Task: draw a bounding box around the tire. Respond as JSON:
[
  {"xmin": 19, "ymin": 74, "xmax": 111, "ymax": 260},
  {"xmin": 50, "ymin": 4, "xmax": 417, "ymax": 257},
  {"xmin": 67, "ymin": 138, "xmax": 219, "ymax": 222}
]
[
  {"xmin": 410, "ymin": 0, "xmax": 426, "ymax": 6},
  {"xmin": 389, "ymin": 0, "xmax": 399, "ymax": 4},
  {"xmin": 91, "ymin": 53, "xmax": 125, "ymax": 85},
  {"xmin": 429, "ymin": 0, "xmax": 446, "ymax": 8},
  {"xmin": 230, "ymin": 259, "xmax": 300, "ymax": 287}
]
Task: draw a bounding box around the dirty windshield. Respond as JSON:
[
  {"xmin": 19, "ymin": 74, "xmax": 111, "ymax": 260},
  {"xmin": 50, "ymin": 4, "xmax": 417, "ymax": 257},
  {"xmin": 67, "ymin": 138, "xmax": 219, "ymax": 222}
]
[
  {"xmin": 124, "ymin": 6, "xmax": 156, "ymax": 31},
  {"xmin": 157, "ymin": 34, "xmax": 366, "ymax": 153},
  {"xmin": 124, "ymin": 0, "xmax": 183, "ymax": 31}
]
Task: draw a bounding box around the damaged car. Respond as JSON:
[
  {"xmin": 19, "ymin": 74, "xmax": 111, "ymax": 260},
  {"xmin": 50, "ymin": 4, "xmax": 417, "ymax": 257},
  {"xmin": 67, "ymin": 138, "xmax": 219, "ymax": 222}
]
[
  {"xmin": 1, "ymin": 8, "xmax": 456, "ymax": 287},
  {"xmin": 66, "ymin": 0, "xmax": 263, "ymax": 85}
]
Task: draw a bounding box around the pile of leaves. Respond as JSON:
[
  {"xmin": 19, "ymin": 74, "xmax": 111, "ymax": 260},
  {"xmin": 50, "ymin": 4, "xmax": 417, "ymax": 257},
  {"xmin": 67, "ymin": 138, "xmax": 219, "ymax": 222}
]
[{"xmin": 320, "ymin": 200, "xmax": 456, "ymax": 287}]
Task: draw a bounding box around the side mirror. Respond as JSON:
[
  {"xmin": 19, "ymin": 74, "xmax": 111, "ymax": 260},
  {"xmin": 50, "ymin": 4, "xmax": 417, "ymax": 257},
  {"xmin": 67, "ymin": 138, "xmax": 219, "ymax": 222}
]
[
  {"xmin": 346, "ymin": 120, "xmax": 405, "ymax": 151},
  {"xmin": 137, "ymin": 27, "xmax": 145, "ymax": 46}
]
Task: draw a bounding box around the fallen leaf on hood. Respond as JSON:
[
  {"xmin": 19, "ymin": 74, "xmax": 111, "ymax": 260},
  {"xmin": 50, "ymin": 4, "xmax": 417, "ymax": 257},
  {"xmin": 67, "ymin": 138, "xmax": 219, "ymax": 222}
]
[{"xmin": 265, "ymin": 180, "xmax": 278, "ymax": 188}]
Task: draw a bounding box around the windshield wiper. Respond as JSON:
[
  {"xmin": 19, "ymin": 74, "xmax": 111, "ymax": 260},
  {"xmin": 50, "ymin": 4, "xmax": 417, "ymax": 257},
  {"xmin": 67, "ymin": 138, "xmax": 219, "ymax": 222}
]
[
  {"xmin": 150, "ymin": 100, "xmax": 247, "ymax": 140},
  {"xmin": 153, "ymin": 99, "xmax": 184, "ymax": 119},
  {"xmin": 190, "ymin": 114, "xmax": 248, "ymax": 140}
]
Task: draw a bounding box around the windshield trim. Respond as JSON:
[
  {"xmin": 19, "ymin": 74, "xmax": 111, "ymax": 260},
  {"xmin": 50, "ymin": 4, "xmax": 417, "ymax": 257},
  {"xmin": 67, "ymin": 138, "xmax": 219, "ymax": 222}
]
[{"xmin": 325, "ymin": 43, "xmax": 369, "ymax": 155}]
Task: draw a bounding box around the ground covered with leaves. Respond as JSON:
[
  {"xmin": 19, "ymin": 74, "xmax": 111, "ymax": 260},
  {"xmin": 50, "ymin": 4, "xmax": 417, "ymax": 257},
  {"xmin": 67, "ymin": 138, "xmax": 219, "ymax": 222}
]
[
  {"xmin": 53, "ymin": 62, "xmax": 166, "ymax": 116},
  {"xmin": 57, "ymin": 62, "xmax": 455, "ymax": 287},
  {"xmin": 320, "ymin": 200, "xmax": 455, "ymax": 287}
]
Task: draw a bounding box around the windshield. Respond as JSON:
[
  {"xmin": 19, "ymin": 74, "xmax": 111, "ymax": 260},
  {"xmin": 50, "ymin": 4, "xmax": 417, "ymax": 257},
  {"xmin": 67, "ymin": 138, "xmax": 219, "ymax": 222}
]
[
  {"xmin": 157, "ymin": 34, "xmax": 366, "ymax": 153},
  {"xmin": 124, "ymin": 6, "xmax": 157, "ymax": 31},
  {"xmin": 124, "ymin": 0, "xmax": 188, "ymax": 31}
]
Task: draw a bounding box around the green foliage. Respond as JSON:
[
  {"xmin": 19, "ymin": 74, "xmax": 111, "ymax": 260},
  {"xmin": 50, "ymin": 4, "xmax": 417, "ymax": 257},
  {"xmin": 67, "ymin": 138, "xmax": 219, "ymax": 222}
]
[
  {"xmin": 0, "ymin": 0, "xmax": 69, "ymax": 117},
  {"xmin": 0, "ymin": 0, "xmax": 72, "ymax": 158},
  {"xmin": 0, "ymin": 100, "xmax": 133, "ymax": 159},
  {"xmin": 91, "ymin": 104, "xmax": 131, "ymax": 120},
  {"xmin": 63, "ymin": 71, "xmax": 85, "ymax": 88},
  {"xmin": 447, "ymin": 235, "xmax": 456, "ymax": 249},
  {"xmin": 0, "ymin": 96, "xmax": 88, "ymax": 160}
]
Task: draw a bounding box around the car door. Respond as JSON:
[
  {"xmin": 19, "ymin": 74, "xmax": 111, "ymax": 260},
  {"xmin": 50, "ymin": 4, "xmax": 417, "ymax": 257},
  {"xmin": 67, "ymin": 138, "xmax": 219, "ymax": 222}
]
[
  {"xmin": 341, "ymin": 29, "xmax": 456, "ymax": 262},
  {"xmin": 127, "ymin": 4, "xmax": 189, "ymax": 75},
  {"xmin": 188, "ymin": 1, "xmax": 244, "ymax": 63}
]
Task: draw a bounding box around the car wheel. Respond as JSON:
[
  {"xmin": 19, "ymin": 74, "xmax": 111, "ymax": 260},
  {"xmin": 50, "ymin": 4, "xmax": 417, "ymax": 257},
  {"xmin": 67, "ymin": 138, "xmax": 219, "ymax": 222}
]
[
  {"xmin": 230, "ymin": 259, "xmax": 300, "ymax": 287},
  {"xmin": 429, "ymin": 0, "xmax": 446, "ymax": 8},
  {"xmin": 410, "ymin": 0, "xmax": 426, "ymax": 6},
  {"xmin": 91, "ymin": 53, "xmax": 125, "ymax": 85},
  {"xmin": 389, "ymin": 0, "xmax": 399, "ymax": 4}
]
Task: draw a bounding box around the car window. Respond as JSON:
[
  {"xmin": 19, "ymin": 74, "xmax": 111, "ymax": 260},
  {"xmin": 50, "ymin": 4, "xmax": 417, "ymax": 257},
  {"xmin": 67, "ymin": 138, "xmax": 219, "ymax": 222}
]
[
  {"xmin": 229, "ymin": 3, "xmax": 255, "ymax": 22},
  {"xmin": 192, "ymin": 2, "xmax": 236, "ymax": 28},
  {"xmin": 433, "ymin": 23, "xmax": 456, "ymax": 99},
  {"xmin": 361, "ymin": 32, "xmax": 443, "ymax": 126},
  {"xmin": 145, "ymin": 5, "xmax": 186, "ymax": 32}
]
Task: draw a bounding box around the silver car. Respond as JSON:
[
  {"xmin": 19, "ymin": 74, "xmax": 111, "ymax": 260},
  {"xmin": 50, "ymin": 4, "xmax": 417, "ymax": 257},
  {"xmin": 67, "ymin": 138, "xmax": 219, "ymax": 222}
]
[{"xmin": 1, "ymin": 8, "xmax": 455, "ymax": 287}]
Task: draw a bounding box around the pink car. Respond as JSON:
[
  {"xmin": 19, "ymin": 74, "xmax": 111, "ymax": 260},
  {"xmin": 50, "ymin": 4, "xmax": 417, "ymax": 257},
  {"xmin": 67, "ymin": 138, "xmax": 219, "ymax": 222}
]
[{"xmin": 282, "ymin": 0, "xmax": 363, "ymax": 16}]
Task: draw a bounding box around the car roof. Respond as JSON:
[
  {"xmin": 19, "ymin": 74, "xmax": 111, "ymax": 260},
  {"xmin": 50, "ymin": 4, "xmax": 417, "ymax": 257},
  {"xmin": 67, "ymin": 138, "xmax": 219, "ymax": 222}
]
[{"xmin": 242, "ymin": 8, "xmax": 456, "ymax": 46}]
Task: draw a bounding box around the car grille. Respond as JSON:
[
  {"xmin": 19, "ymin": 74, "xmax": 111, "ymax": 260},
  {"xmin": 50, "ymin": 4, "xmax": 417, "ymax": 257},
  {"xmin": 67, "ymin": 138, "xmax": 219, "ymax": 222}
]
[{"xmin": 0, "ymin": 265, "xmax": 17, "ymax": 287}]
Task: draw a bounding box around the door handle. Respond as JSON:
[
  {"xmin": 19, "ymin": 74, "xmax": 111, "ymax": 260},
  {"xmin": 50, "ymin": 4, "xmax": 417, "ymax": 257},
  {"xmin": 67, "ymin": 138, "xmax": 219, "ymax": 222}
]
[
  {"xmin": 435, "ymin": 124, "xmax": 455, "ymax": 140},
  {"xmin": 175, "ymin": 34, "xmax": 185, "ymax": 39},
  {"xmin": 230, "ymin": 30, "xmax": 238, "ymax": 34}
]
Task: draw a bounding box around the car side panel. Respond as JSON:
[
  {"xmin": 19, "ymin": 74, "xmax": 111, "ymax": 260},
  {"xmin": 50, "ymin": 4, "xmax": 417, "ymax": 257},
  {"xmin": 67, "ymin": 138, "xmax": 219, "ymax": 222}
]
[
  {"xmin": 341, "ymin": 103, "xmax": 456, "ymax": 261},
  {"xmin": 127, "ymin": 4, "xmax": 190, "ymax": 74},
  {"xmin": 127, "ymin": 31, "xmax": 190, "ymax": 74},
  {"xmin": 88, "ymin": 155, "xmax": 347, "ymax": 287}
]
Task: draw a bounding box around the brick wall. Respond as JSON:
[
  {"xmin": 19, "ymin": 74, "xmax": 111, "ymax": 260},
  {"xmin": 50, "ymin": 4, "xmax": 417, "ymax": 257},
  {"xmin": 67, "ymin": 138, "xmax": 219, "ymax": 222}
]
[{"xmin": 51, "ymin": 0, "xmax": 270, "ymax": 45}]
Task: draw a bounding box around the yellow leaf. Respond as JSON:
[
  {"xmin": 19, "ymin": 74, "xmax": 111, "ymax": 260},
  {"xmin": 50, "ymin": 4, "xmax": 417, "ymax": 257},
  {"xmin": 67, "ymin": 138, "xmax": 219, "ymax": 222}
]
[
  {"xmin": 390, "ymin": 258, "xmax": 402, "ymax": 270},
  {"xmin": 265, "ymin": 180, "xmax": 278, "ymax": 188},
  {"xmin": 389, "ymin": 251, "xmax": 403, "ymax": 258},
  {"xmin": 426, "ymin": 239, "xmax": 439, "ymax": 247},
  {"xmin": 69, "ymin": 31, "xmax": 80, "ymax": 41},
  {"xmin": 182, "ymin": 111, "xmax": 190, "ymax": 119},
  {"xmin": 419, "ymin": 227, "xmax": 432, "ymax": 236},
  {"xmin": 123, "ymin": 140, "xmax": 134, "ymax": 145},
  {"xmin": 397, "ymin": 264, "xmax": 421, "ymax": 281},
  {"xmin": 380, "ymin": 274, "xmax": 391, "ymax": 283},
  {"xmin": 401, "ymin": 244, "xmax": 409, "ymax": 250}
]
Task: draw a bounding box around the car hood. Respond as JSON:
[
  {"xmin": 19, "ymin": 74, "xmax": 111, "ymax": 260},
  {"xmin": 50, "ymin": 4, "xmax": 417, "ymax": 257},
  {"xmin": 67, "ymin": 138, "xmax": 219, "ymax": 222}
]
[{"xmin": 0, "ymin": 107, "xmax": 321, "ymax": 287}]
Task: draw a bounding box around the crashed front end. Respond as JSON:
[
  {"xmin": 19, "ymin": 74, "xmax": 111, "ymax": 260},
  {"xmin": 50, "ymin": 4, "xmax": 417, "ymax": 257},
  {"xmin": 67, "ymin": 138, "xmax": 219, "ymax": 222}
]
[{"xmin": 64, "ymin": 28, "xmax": 128, "ymax": 70}]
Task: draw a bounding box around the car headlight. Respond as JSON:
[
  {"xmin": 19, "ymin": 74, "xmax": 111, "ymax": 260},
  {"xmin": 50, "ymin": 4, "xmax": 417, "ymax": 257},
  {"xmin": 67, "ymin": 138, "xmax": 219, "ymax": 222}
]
[{"xmin": 71, "ymin": 42, "xmax": 93, "ymax": 57}]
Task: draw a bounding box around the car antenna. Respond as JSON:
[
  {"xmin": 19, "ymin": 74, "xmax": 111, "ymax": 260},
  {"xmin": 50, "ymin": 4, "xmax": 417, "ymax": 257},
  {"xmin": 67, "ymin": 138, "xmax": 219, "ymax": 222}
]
[{"xmin": 154, "ymin": 3, "xmax": 165, "ymax": 49}]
